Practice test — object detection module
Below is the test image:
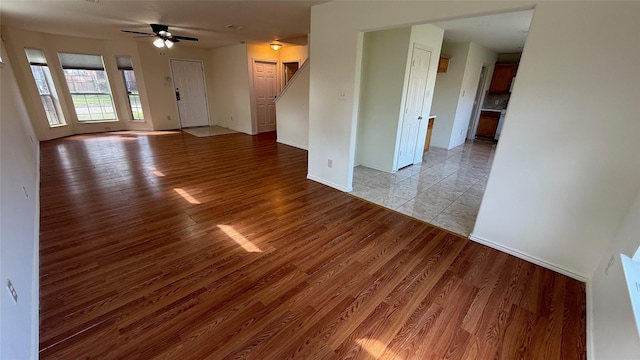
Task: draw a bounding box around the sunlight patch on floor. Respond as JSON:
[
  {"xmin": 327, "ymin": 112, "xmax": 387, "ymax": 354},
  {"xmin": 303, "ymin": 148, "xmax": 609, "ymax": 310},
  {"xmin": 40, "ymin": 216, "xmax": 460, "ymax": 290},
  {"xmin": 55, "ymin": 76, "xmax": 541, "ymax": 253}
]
[
  {"xmin": 356, "ymin": 338, "xmax": 403, "ymax": 360},
  {"xmin": 217, "ymin": 225, "xmax": 262, "ymax": 253},
  {"xmin": 149, "ymin": 166, "xmax": 165, "ymax": 177},
  {"xmin": 174, "ymin": 188, "xmax": 201, "ymax": 204}
]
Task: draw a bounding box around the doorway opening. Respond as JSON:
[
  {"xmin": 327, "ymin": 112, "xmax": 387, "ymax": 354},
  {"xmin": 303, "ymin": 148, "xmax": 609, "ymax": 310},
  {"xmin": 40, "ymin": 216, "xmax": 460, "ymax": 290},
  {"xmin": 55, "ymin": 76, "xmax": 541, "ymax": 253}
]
[
  {"xmin": 351, "ymin": 9, "xmax": 533, "ymax": 236},
  {"xmin": 283, "ymin": 62, "xmax": 300, "ymax": 87},
  {"xmin": 467, "ymin": 65, "xmax": 488, "ymax": 140}
]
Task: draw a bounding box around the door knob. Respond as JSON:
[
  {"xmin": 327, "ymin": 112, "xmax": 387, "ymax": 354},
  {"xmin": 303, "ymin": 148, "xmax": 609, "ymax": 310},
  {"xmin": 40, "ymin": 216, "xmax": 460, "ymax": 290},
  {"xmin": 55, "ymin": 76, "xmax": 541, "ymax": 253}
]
[{"xmin": 418, "ymin": 116, "xmax": 423, "ymax": 120}]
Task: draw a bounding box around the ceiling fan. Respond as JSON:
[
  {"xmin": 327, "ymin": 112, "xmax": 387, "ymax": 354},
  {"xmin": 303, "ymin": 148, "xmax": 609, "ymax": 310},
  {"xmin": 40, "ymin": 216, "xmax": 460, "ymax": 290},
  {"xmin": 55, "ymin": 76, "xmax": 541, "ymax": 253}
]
[{"xmin": 121, "ymin": 24, "xmax": 198, "ymax": 48}]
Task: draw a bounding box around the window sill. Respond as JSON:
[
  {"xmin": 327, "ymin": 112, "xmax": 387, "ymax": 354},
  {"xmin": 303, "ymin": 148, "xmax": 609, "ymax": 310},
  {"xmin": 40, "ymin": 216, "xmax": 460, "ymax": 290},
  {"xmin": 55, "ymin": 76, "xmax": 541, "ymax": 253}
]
[
  {"xmin": 76, "ymin": 120, "xmax": 119, "ymax": 124},
  {"xmin": 48, "ymin": 124, "xmax": 68, "ymax": 129},
  {"xmin": 621, "ymin": 254, "xmax": 640, "ymax": 336}
]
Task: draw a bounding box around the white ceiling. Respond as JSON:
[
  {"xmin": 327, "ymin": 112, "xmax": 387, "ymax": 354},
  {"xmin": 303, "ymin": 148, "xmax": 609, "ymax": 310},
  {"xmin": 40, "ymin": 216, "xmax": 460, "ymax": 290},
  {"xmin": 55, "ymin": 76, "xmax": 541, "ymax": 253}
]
[
  {"xmin": 434, "ymin": 10, "xmax": 534, "ymax": 53},
  {"xmin": 0, "ymin": 0, "xmax": 328, "ymax": 49},
  {"xmin": 0, "ymin": 2, "xmax": 533, "ymax": 53}
]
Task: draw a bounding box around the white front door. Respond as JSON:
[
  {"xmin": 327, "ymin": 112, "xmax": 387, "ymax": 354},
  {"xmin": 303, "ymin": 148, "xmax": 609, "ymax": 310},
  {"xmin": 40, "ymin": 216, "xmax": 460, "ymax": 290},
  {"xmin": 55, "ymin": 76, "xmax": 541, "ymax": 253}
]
[
  {"xmin": 397, "ymin": 45, "xmax": 431, "ymax": 169},
  {"xmin": 170, "ymin": 59, "xmax": 209, "ymax": 128},
  {"xmin": 253, "ymin": 61, "xmax": 277, "ymax": 133}
]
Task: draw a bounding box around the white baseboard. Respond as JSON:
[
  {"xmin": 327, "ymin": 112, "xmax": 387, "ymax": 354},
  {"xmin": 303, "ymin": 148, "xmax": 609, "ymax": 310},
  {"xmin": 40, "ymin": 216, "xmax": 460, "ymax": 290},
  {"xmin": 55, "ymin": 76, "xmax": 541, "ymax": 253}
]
[
  {"xmin": 468, "ymin": 233, "xmax": 589, "ymax": 282},
  {"xmin": 276, "ymin": 138, "xmax": 308, "ymax": 151},
  {"xmin": 306, "ymin": 174, "xmax": 352, "ymax": 192}
]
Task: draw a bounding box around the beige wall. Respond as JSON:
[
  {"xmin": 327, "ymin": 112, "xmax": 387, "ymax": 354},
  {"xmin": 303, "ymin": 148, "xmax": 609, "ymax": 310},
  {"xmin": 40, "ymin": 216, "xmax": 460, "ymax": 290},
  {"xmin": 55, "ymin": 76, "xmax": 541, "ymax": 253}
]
[
  {"xmin": 275, "ymin": 60, "xmax": 310, "ymax": 150},
  {"xmin": 1, "ymin": 26, "xmax": 216, "ymax": 137},
  {"xmin": 2, "ymin": 26, "xmax": 153, "ymax": 139},
  {"xmin": 431, "ymin": 41, "xmax": 497, "ymax": 149},
  {"xmin": 356, "ymin": 27, "xmax": 411, "ymax": 172},
  {"xmin": 309, "ymin": 0, "xmax": 640, "ymax": 276},
  {"xmin": 591, "ymin": 186, "xmax": 640, "ymax": 358},
  {"xmin": 0, "ymin": 38, "xmax": 40, "ymax": 360},
  {"xmin": 210, "ymin": 44, "xmax": 253, "ymax": 134},
  {"xmin": 137, "ymin": 43, "xmax": 213, "ymax": 130}
]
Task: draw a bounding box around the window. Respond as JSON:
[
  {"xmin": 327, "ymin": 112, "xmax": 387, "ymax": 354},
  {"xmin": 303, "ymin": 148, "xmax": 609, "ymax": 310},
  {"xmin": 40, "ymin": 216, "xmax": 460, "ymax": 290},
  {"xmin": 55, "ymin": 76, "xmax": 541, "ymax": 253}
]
[
  {"xmin": 116, "ymin": 56, "xmax": 144, "ymax": 120},
  {"xmin": 25, "ymin": 48, "xmax": 65, "ymax": 126},
  {"xmin": 58, "ymin": 53, "xmax": 116, "ymax": 122}
]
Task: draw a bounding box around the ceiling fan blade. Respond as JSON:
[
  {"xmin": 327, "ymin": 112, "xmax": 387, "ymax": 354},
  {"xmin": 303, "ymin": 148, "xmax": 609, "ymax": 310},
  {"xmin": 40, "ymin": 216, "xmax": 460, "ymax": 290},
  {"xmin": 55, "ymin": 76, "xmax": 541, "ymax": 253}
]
[
  {"xmin": 172, "ymin": 35, "xmax": 199, "ymax": 42},
  {"xmin": 121, "ymin": 30, "xmax": 154, "ymax": 36},
  {"xmin": 150, "ymin": 23, "xmax": 169, "ymax": 34},
  {"xmin": 133, "ymin": 35, "xmax": 155, "ymax": 38}
]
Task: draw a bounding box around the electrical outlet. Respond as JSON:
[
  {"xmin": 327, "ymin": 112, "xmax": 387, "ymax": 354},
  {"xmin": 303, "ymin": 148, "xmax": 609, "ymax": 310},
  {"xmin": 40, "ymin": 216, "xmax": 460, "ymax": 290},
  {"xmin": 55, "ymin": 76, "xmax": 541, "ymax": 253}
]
[
  {"xmin": 605, "ymin": 255, "xmax": 616, "ymax": 275},
  {"xmin": 6, "ymin": 279, "xmax": 18, "ymax": 304},
  {"xmin": 327, "ymin": 159, "xmax": 333, "ymax": 168}
]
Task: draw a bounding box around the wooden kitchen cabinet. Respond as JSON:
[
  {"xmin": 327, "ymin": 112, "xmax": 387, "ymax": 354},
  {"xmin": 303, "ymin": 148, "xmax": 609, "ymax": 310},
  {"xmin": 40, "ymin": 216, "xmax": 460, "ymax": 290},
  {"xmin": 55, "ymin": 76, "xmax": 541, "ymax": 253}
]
[
  {"xmin": 489, "ymin": 64, "xmax": 518, "ymax": 93},
  {"xmin": 476, "ymin": 111, "xmax": 500, "ymax": 139},
  {"xmin": 424, "ymin": 116, "xmax": 435, "ymax": 152},
  {"xmin": 437, "ymin": 56, "xmax": 449, "ymax": 73}
]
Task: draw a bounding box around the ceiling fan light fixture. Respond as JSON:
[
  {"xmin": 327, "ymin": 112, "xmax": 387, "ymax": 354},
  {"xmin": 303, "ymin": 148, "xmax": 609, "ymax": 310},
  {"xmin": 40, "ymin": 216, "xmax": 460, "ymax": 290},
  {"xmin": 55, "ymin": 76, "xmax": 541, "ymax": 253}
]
[
  {"xmin": 153, "ymin": 38, "xmax": 165, "ymax": 48},
  {"xmin": 165, "ymin": 39, "xmax": 174, "ymax": 48},
  {"xmin": 270, "ymin": 43, "xmax": 282, "ymax": 51}
]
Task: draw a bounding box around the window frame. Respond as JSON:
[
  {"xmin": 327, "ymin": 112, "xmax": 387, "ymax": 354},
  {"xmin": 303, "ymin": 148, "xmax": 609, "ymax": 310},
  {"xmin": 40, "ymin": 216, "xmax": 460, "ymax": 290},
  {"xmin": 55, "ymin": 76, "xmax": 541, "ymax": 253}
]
[
  {"xmin": 116, "ymin": 56, "xmax": 145, "ymax": 121},
  {"xmin": 25, "ymin": 48, "xmax": 66, "ymax": 127},
  {"xmin": 58, "ymin": 52, "xmax": 118, "ymax": 123}
]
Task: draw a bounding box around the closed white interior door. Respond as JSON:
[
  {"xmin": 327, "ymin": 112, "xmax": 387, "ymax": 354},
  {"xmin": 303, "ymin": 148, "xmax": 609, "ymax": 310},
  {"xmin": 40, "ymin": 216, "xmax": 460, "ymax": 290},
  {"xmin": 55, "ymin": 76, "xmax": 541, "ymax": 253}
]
[
  {"xmin": 253, "ymin": 61, "xmax": 277, "ymax": 133},
  {"xmin": 397, "ymin": 45, "xmax": 431, "ymax": 169},
  {"xmin": 170, "ymin": 59, "xmax": 209, "ymax": 128}
]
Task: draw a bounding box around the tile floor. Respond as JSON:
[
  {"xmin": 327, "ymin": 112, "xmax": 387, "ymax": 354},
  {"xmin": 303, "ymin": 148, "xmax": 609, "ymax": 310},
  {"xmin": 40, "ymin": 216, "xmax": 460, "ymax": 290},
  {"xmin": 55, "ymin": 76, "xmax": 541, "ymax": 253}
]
[
  {"xmin": 183, "ymin": 126, "xmax": 238, "ymax": 137},
  {"xmin": 350, "ymin": 140, "xmax": 497, "ymax": 236}
]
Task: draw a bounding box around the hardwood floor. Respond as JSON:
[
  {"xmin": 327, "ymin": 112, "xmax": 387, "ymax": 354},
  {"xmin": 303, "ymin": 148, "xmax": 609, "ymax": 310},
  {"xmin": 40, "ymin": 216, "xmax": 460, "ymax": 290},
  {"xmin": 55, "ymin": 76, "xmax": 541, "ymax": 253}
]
[{"xmin": 39, "ymin": 131, "xmax": 586, "ymax": 359}]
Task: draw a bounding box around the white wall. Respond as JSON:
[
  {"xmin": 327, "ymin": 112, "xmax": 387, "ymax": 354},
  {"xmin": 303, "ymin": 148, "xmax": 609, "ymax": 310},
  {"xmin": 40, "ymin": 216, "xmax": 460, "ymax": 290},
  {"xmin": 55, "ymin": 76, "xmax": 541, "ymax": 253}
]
[
  {"xmin": 275, "ymin": 60, "xmax": 310, "ymax": 150},
  {"xmin": 356, "ymin": 27, "xmax": 411, "ymax": 172},
  {"xmin": 590, "ymin": 186, "xmax": 640, "ymax": 359},
  {"xmin": 210, "ymin": 44, "xmax": 253, "ymax": 134},
  {"xmin": 450, "ymin": 42, "xmax": 496, "ymax": 148},
  {"xmin": 308, "ymin": 0, "xmax": 526, "ymax": 191},
  {"xmin": 430, "ymin": 42, "xmax": 470, "ymax": 149},
  {"xmin": 472, "ymin": 1, "xmax": 640, "ymax": 278},
  {"xmin": 431, "ymin": 41, "xmax": 496, "ymax": 149},
  {"xmin": 406, "ymin": 24, "xmax": 444, "ymax": 165},
  {"xmin": 310, "ymin": 0, "xmax": 640, "ymax": 277},
  {"xmin": 137, "ymin": 42, "xmax": 214, "ymax": 131},
  {"xmin": 0, "ymin": 39, "xmax": 40, "ymax": 360},
  {"xmin": 209, "ymin": 43, "xmax": 309, "ymax": 135}
]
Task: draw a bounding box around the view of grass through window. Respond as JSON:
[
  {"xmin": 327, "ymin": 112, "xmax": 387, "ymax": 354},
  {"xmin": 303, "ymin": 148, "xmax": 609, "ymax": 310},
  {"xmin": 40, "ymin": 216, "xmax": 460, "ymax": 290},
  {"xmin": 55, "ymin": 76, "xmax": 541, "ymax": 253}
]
[
  {"xmin": 63, "ymin": 69, "xmax": 116, "ymax": 121},
  {"xmin": 59, "ymin": 53, "xmax": 116, "ymax": 122}
]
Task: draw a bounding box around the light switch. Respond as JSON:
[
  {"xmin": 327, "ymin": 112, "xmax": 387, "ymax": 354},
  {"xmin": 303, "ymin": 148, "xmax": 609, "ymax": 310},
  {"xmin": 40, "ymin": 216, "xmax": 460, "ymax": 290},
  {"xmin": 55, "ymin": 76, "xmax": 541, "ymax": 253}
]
[{"xmin": 338, "ymin": 89, "xmax": 346, "ymax": 100}]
